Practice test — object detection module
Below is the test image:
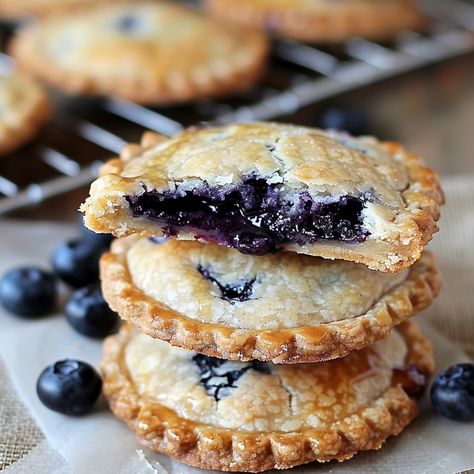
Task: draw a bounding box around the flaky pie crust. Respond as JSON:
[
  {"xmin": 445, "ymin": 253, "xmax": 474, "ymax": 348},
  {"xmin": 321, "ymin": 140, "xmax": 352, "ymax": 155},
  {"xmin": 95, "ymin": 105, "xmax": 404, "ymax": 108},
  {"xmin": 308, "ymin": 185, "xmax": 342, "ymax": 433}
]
[
  {"xmin": 100, "ymin": 235, "xmax": 440, "ymax": 364},
  {"xmin": 101, "ymin": 322, "xmax": 434, "ymax": 472},
  {"xmin": 206, "ymin": 0, "xmax": 424, "ymax": 43},
  {"xmin": 116, "ymin": 237, "xmax": 413, "ymax": 330},
  {"xmin": 81, "ymin": 125, "xmax": 444, "ymax": 272}
]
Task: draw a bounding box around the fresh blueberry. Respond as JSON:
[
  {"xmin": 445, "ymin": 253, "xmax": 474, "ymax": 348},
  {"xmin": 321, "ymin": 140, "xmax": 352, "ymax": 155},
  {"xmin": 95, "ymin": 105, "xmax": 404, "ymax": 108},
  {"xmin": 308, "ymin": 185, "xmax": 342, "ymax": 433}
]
[
  {"xmin": 431, "ymin": 363, "xmax": 474, "ymax": 421},
  {"xmin": 36, "ymin": 360, "xmax": 102, "ymax": 416},
  {"xmin": 52, "ymin": 239, "xmax": 103, "ymax": 288},
  {"xmin": 65, "ymin": 285, "xmax": 119, "ymax": 338},
  {"xmin": 78, "ymin": 214, "xmax": 113, "ymax": 249},
  {"xmin": 0, "ymin": 267, "xmax": 57, "ymax": 317},
  {"xmin": 318, "ymin": 106, "xmax": 370, "ymax": 136}
]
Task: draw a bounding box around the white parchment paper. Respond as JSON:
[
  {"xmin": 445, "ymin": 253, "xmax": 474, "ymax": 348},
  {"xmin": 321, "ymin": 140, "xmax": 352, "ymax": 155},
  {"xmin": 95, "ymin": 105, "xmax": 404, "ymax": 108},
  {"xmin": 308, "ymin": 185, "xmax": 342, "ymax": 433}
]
[{"xmin": 0, "ymin": 220, "xmax": 473, "ymax": 474}]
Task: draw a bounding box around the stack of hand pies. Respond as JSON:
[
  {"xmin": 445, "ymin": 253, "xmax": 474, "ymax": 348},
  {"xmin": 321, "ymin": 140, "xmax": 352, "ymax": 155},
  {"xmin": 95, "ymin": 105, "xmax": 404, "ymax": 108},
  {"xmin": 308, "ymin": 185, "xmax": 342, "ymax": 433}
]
[{"xmin": 81, "ymin": 122, "xmax": 443, "ymax": 472}]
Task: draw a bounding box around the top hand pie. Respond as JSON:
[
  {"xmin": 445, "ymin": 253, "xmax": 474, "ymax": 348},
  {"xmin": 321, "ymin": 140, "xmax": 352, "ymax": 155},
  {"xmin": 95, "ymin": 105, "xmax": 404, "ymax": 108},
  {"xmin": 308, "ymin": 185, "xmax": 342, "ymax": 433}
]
[{"xmin": 81, "ymin": 123, "xmax": 443, "ymax": 272}]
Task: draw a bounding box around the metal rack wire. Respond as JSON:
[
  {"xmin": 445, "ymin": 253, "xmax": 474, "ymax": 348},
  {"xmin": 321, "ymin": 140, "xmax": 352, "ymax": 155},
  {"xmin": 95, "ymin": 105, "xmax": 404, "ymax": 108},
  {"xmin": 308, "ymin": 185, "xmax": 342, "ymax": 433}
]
[{"xmin": 0, "ymin": 0, "xmax": 473, "ymax": 215}]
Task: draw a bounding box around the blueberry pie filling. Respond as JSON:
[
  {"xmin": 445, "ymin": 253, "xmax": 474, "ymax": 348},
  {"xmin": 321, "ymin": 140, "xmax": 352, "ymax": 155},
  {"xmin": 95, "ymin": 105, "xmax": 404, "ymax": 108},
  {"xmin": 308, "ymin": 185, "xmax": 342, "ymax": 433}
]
[
  {"xmin": 116, "ymin": 15, "xmax": 139, "ymax": 32},
  {"xmin": 126, "ymin": 177, "xmax": 371, "ymax": 256},
  {"xmin": 392, "ymin": 364, "xmax": 428, "ymax": 399},
  {"xmin": 197, "ymin": 265, "xmax": 256, "ymax": 303},
  {"xmin": 192, "ymin": 353, "xmax": 270, "ymax": 401}
]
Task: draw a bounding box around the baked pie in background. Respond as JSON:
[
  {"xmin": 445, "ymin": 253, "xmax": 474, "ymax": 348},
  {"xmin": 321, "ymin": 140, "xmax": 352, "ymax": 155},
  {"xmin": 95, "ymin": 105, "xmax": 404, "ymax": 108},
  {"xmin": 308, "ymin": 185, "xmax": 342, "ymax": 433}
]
[
  {"xmin": 0, "ymin": 73, "xmax": 51, "ymax": 156},
  {"xmin": 206, "ymin": 0, "xmax": 424, "ymax": 43},
  {"xmin": 10, "ymin": 1, "xmax": 269, "ymax": 104}
]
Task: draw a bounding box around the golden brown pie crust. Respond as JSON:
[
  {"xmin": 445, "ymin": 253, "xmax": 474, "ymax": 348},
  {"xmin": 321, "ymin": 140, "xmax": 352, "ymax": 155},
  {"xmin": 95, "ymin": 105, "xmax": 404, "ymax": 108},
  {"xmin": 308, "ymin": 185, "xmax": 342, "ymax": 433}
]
[
  {"xmin": 101, "ymin": 321, "xmax": 434, "ymax": 472},
  {"xmin": 82, "ymin": 126, "xmax": 444, "ymax": 273},
  {"xmin": 100, "ymin": 235, "xmax": 440, "ymax": 363}
]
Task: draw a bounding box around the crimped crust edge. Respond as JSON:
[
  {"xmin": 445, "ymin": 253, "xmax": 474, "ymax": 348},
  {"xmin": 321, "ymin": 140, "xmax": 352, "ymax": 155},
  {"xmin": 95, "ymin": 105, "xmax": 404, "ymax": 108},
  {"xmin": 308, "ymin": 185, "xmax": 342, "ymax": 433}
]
[
  {"xmin": 100, "ymin": 236, "xmax": 440, "ymax": 363},
  {"xmin": 100, "ymin": 321, "xmax": 434, "ymax": 472}
]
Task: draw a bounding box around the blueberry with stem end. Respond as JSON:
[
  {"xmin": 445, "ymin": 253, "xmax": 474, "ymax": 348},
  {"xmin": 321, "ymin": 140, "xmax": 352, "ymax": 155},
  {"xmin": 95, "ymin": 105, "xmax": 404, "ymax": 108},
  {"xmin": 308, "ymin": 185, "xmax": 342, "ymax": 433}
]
[
  {"xmin": 431, "ymin": 363, "xmax": 474, "ymax": 421},
  {"xmin": 36, "ymin": 360, "xmax": 102, "ymax": 415},
  {"xmin": 0, "ymin": 267, "xmax": 57, "ymax": 317}
]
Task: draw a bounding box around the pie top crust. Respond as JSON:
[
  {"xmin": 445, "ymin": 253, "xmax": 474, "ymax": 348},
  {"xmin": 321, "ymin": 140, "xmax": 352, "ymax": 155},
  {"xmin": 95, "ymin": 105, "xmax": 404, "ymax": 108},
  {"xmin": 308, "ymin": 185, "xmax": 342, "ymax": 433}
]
[
  {"xmin": 0, "ymin": 73, "xmax": 51, "ymax": 155},
  {"xmin": 124, "ymin": 237, "xmax": 409, "ymax": 330},
  {"xmin": 10, "ymin": 2, "xmax": 268, "ymax": 104},
  {"xmin": 101, "ymin": 321, "xmax": 434, "ymax": 471},
  {"xmin": 100, "ymin": 235, "xmax": 440, "ymax": 363},
  {"xmin": 83, "ymin": 124, "xmax": 443, "ymax": 272}
]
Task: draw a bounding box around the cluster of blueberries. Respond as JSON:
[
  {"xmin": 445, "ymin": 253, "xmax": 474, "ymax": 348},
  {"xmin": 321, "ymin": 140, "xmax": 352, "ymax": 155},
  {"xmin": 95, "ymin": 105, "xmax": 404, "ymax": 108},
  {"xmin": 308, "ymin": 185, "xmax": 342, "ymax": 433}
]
[{"xmin": 0, "ymin": 219, "xmax": 117, "ymax": 416}]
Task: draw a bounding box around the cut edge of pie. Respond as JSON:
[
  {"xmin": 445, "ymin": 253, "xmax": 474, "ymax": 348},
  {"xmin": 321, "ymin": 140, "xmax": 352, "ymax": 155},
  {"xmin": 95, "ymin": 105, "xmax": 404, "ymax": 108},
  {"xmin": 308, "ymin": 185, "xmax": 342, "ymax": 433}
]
[{"xmin": 82, "ymin": 128, "xmax": 444, "ymax": 272}]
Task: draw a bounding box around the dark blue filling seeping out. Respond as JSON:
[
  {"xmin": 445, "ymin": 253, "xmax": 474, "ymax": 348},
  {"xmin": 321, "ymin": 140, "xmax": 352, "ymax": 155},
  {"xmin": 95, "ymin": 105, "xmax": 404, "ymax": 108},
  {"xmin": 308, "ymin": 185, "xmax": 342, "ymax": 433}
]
[
  {"xmin": 126, "ymin": 177, "xmax": 369, "ymax": 256},
  {"xmin": 193, "ymin": 354, "xmax": 270, "ymax": 401}
]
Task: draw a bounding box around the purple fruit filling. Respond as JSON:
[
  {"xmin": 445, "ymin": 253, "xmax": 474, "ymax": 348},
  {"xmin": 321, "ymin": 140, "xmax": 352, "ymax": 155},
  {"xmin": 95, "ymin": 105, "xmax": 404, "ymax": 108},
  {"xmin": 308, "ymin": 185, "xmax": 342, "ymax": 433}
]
[
  {"xmin": 393, "ymin": 365, "xmax": 428, "ymax": 400},
  {"xmin": 126, "ymin": 177, "xmax": 370, "ymax": 256},
  {"xmin": 193, "ymin": 354, "xmax": 270, "ymax": 401},
  {"xmin": 197, "ymin": 265, "xmax": 256, "ymax": 303}
]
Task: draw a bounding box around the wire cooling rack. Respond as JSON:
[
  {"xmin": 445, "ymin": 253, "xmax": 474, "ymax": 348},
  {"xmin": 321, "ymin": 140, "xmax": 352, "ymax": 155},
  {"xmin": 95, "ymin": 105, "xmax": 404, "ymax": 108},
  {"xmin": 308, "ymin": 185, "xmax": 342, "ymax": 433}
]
[{"xmin": 0, "ymin": 0, "xmax": 473, "ymax": 215}]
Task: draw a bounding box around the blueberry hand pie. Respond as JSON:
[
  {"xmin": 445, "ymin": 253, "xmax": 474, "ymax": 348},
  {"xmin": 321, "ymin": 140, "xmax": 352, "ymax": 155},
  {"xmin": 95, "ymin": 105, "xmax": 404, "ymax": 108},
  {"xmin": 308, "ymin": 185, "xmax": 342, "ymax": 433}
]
[
  {"xmin": 100, "ymin": 236, "xmax": 439, "ymax": 363},
  {"xmin": 206, "ymin": 0, "xmax": 423, "ymax": 43},
  {"xmin": 0, "ymin": 73, "xmax": 51, "ymax": 156},
  {"xmin": 10, "ymin": 2, "xmax": 268, "ymax": 104},
  {"xmin": 82, "ymin": 123, "xmax": 443, "ymax": 272},
  {"xmin": 101, "ymin": 321, "xmax": 434, "ymax": 472}
]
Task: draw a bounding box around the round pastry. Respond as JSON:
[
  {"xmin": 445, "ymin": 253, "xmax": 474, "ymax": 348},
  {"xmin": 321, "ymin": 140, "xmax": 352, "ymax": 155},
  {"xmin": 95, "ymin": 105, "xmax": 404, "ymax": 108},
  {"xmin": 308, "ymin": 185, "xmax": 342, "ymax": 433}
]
[
  {"xmin": 101, "ymin": 321, "xmax": 434, "ymax": 472},
  {"xmin": 100, "ymin": 236, "xmax": 440, "ymax": 363},
  {"xmin": 10, "ymin": 1, "xmax": 268, "ymax": 105},
  {"xmin": 82, "ymin": 124, "xmax": 444, "ymax": 272},
  {"xmin": 0, "ymin": 0, "xmax": 111, "ymax": 18},
  {"xmin": 205, "ymin": 0, "xmax": 424, "ymax": 43},
  {"xmin": 0, "ymin": 73, "xmax": 51, "ymax": 156}
]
